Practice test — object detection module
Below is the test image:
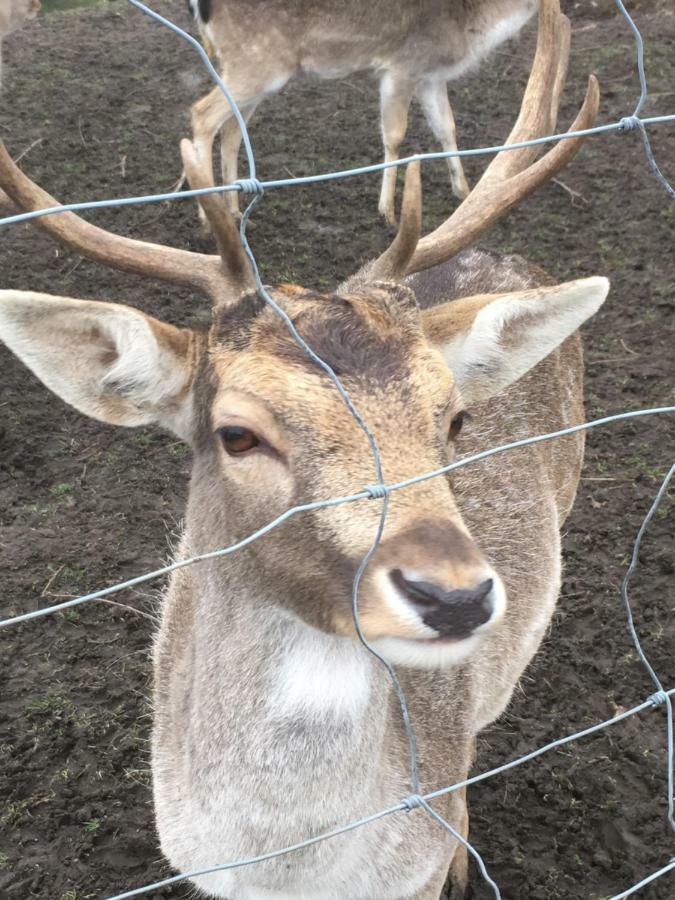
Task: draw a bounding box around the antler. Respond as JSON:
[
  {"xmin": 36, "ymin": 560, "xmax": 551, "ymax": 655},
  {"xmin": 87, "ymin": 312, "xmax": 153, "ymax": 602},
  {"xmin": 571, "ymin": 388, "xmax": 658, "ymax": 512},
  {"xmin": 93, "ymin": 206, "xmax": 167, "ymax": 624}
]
[
  {"xmin": 180, "ymin": 138, "xmax": 254, "ymax": 296},
  {"xmin": 367, "ymin": 161, "xmax": 422, "ymax": 282},
  {"xmin": 0, "ymin": 141, "xmax": 253, "ymax": 303},
  {"xmin": 0, "ymin": 187, "xmax": 17, "ymax": 213},
  {"xmin": 372, "ymin": 0, "xmax": 600, "ymax": 277},
  {"xmin": 0, "ymin": 0, "xmax": 598, "ymax": 302}
]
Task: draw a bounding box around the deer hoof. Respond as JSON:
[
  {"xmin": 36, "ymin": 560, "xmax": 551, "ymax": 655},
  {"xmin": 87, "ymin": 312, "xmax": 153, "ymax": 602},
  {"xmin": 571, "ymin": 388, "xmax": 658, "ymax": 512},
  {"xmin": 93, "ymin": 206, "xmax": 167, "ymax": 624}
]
[
  {"xmin": 379, "ymin": 203, "xmax": 398, "ymax": 229},
  {"xmin": 449, "ymin": 880, "xmax": 468, "ymax": 900},
  {"xmin": 452, "ymin": 178, "xmax": 471, "ymax": 201}
]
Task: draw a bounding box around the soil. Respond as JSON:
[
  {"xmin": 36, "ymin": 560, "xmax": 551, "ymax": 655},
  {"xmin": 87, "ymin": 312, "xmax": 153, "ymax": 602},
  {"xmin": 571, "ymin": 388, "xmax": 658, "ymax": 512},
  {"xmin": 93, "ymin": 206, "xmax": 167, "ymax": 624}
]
[{"xmin": 1, "ymin": 1, "xmax": 674, "ymax": 898}]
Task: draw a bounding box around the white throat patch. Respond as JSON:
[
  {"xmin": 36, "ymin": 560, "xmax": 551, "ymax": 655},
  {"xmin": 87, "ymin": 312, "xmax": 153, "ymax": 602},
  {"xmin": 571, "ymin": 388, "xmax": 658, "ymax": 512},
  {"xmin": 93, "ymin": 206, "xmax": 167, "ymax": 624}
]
[{"xmin": 267, "ymin": 619, "xmax": 373, "ymax": 722}]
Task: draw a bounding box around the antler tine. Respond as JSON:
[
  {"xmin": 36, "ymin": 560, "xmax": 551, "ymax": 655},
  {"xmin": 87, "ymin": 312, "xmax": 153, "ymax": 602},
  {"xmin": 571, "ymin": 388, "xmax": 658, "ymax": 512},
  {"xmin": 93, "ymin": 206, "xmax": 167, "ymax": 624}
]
[
  {"xmin": 180, "ymin": 138, "xmax": 255, "ymax": 296},
  {"xmin": 548, "ymin": 8, "xmax": 572, "ymax": 135},
  {"xmin": 399, "ymin": 0, "xmax": 600, "ymax": 277},
  {"xmin": 366, "ymin": 161, "xmax": 422, "ymax": 282},
  {"xmin": 0, "ymin": 187, "xmax": 17, "ymax": 213},
  {"xmin": 0, "ymin": 141, "xmax": 237, "ymax": 302},
  {"xmin": 488, "ymin": 0, "xmax": 569, "ymax": 181}
]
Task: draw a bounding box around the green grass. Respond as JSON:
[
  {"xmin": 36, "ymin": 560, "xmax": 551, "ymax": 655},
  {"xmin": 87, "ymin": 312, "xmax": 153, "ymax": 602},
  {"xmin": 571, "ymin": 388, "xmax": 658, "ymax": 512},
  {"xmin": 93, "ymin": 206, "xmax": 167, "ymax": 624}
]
[{"xmin": 49, "ymin": 482, "xmax": 74, "ymax": 497}]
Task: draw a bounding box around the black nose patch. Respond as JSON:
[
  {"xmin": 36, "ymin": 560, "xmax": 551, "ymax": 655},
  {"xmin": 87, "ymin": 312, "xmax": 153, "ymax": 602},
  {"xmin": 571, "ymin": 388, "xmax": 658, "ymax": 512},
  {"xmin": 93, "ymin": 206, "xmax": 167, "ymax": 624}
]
[{"xmin": 391, "ymin": 570, "xmax": 494, "ymax": 638}]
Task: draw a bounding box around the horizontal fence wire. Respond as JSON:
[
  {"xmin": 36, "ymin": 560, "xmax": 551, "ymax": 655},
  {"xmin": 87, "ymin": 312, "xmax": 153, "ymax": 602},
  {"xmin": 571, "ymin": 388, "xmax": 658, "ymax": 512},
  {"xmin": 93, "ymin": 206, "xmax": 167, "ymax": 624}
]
[
  {"xmin": 1, "ymin": 1, "xmax": 674, "ymax": 228},
  {"xmin": 1, "ymin": 405, "xmax": 673, "ymax": 632},
  {"xmin": 0, "ymin": 0, "xmax": 674, "ymax": 898},
  {"xmin": 1, "ymin": 112, "xmax": 674, "ymax": 227},
  {"xmin": 104, "ymin": 688, "xmax": 675, "ymax": 900}
]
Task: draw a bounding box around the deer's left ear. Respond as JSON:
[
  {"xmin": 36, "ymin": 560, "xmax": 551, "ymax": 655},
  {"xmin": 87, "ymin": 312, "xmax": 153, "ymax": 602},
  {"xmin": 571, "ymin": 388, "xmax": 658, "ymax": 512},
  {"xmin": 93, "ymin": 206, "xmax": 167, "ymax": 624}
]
[
  {"xmin": 422, "ymin": 277, "xmax": 609, "ymax": 404},
  {"xmin": 0, "ymin": 290, "xmax": 195, "ymax": 438}
]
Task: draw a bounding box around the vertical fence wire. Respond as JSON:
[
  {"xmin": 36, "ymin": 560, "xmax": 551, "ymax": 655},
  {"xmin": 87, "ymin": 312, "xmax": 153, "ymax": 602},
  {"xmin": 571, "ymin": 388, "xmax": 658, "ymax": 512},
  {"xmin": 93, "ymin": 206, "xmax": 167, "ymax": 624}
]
[{"xmin": 620, "ymin": 464, "xmax": 675, "ymax": 835}]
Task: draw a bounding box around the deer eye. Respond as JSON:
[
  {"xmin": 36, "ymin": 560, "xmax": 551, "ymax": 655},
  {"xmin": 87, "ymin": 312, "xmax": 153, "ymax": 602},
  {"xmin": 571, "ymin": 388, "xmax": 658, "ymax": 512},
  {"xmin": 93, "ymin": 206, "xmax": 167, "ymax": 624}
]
[
  {"xmin": 448, "ymin": 411, "xmax": 468, "ymax": 441},
  {"xmin": 218, "ymin": 426, "xmax": 260, "ymax": 455}
]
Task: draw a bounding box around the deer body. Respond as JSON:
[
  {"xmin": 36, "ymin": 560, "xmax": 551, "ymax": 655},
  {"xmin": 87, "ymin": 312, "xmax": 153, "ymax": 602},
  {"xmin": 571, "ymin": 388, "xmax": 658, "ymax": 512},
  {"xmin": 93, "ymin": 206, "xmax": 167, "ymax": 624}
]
[
  {"xmin": 188, "ymin": 0, "xmax": 536, "ymax": 224},
  {"xmin": 151, "ymin": 250, "xmax": 584, "ymax": 898},
  {"xmin": 0, "ymin": 0, "xmax": 40, "ymax": 84},
  {"xmin": 0, "ymin": 3, "xmax": 605, "ymax": 895}
]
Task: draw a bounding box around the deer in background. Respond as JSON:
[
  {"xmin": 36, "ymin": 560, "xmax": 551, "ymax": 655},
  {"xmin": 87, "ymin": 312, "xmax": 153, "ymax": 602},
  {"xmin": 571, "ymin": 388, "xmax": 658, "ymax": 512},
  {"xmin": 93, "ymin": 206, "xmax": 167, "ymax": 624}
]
[
  {"xmin": 186, "ymin": 0, "xmax": 537, "ymax": 227},
  {"xmin": 0, "ymin": 1, "xmax": 603, "ymax": 895},
  {"xmin": 0, "ymin": 0, "xmax": 40, "ymax": 85},
  {"xmin": 0, "ymin": 0, "xmax": 39, "ymax": 211}
]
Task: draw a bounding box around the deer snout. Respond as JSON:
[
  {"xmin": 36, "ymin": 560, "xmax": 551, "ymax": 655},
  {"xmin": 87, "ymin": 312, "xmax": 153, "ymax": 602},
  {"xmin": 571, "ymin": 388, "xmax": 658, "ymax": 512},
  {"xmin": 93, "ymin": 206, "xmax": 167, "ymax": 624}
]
[
  {"xmin": 390, "ymin": 569, "xmax": 495, "ymax": 638},
  {"xmin": 352, "ymin": 519, "xmax": 507, "ymax": 667}
]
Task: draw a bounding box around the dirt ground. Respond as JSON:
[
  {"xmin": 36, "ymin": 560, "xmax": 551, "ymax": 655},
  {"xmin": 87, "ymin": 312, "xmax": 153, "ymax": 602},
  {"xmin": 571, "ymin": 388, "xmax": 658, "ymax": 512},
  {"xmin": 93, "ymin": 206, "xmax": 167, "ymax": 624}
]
[{"xmin": 0, "ymin": 1, "xmax": 674, "ymax": 898}]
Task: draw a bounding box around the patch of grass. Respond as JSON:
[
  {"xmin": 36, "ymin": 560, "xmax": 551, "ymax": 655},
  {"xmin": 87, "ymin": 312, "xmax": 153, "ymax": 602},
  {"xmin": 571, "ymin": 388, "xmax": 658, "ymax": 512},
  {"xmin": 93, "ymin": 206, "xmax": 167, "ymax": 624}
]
[
  {"xmin": 60, "ymin": 609, "xmax": 82, "ymax": 624},
  {"xmin": 83, "ymin": 817, "xmax": 102, "ymax": 833},
  {"xmin": 625, "ymin": 455, "xmax": 667, "ymax": 482},
  {"xmin": 26, "ymin": 691, "xmax": 92, "ymax": 734},
  {"xmin": 60, "ymin": 565, "xmax": 88, "ymax": 584},
  {"xmin": 49, "ymin": 482, "xmax": 74, "ymax": 497},
  {"xmin": 168, "ymin": 442, "xmax": 191, "ymax": 458},
  {"xmin": 123, "ymin": 767, "xmax": 151, "ymax": 788},
  {"xmin": 26, "ymin": 501, "xmax": 52, "ymax": 516},
  {"xmin": 131, "ymin": 432, "xmax": 154, "ymax": 448},
  {"xmin": 0, "ymin": 799, "xmax": 30, "ymax": 827}
]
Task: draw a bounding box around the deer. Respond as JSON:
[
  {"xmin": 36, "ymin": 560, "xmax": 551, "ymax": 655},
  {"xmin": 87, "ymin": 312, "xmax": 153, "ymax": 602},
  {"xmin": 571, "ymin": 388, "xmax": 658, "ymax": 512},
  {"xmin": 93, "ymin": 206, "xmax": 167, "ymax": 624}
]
[
  {"xmin": 0, "ymin": 1, "xmax": 604, "ymax": 895},
  {"xmin": 0, "ymin": 0, "xmax": 40, "ymax": 86},
  {"xmin": 186, "ymin": 0, "xmax": 538, "ymax": 228}
]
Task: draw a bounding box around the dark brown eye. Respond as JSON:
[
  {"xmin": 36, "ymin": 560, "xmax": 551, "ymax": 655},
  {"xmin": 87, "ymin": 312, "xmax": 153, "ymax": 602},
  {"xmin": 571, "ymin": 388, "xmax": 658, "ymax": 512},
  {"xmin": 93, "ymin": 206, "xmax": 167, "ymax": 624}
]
[
  {"xmin": 448, "ymin": 410, "xmax": 468, "ymax": 441},
  {"xmin": 218, "ymin": 426, "xmax": 260, "ymax": 455}
]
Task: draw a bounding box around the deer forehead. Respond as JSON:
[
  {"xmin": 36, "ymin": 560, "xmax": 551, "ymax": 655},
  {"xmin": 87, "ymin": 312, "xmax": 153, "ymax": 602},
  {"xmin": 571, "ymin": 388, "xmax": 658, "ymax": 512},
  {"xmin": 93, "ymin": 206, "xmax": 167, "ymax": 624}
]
[{"xmin": 207, "ymin": 288, "xmax": 455, "ymax": 432}]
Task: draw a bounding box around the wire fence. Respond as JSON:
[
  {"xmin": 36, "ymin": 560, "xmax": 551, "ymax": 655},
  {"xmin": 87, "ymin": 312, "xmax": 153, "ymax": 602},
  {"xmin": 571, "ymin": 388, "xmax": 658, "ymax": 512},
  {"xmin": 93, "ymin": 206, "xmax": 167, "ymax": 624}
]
[{"xmin": 0, "ymin": 0, "xmax": 674, "ymax": 897}]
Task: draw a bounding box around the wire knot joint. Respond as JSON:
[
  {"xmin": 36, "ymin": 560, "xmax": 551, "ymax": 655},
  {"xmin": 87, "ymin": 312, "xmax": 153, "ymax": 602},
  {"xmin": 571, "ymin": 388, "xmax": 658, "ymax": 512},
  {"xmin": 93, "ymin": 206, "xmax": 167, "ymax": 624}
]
[
  {"xmin": 402, "ymin": 794, "xmax": 424, "ymax": 812},
  {"xmin": 649, "ymin": 690, "xmax": 669, "ymax": 707},
  {"xmin": 364, "ymin": 483, "xmax": 390, "ymax": 500},
  {"xmin": 235, "ymin": 178, "xmax": 265, "ymax": 196},
  {"xmin": 619, "ymin": 115, "xmax": 640, "ymax": 133}
]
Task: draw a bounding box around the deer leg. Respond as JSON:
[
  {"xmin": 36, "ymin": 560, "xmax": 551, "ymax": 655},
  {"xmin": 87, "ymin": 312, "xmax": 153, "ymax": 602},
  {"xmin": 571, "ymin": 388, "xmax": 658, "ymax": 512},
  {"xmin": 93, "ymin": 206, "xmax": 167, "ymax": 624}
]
[
  {"xmin": 447, "ymin": 800, "xmax": 470, "ymax": 899},
  {"xmin": 378, "ymin": 72, "xmax": 414, "ymax": 227},
  {"xmin": 417, "ymin": 78, "xmax": 470, "ymax": 200},
  {"xmin": 190, "ymin": 84, "xmax": 231, "ymax": 234},
  {"xmin": 408, "ymin": 863, "xmax": 452, "ymax": 899},
  {"xmin": 191, "ymin": 64, "xmax": 291, "ymax": 233},
  {"xmin": 219, "ymin": 101, "xmax": 259, "ymax": 218}
]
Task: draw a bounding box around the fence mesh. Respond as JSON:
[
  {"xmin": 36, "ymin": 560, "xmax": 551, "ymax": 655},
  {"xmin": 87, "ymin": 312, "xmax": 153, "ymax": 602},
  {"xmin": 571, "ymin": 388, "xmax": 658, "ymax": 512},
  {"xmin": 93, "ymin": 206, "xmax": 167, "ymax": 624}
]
[{"xmin": 0, "ymin": 0, "xmax": 674, "ymax": 897}]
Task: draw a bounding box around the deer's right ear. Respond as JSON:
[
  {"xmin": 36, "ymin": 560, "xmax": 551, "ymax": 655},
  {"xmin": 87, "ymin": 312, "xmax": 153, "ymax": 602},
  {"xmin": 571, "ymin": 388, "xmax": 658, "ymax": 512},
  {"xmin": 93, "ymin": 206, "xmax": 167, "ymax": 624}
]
[{"xmin": 0, "ymin": 291, "xmax": 195, "ymax": 438}]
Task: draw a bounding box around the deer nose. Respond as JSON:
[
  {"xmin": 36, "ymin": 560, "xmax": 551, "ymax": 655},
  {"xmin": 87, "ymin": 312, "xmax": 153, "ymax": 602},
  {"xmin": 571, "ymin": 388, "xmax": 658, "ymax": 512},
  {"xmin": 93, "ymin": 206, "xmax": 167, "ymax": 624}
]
[{"xmin": 390, "ymin": 569, "xmax": 495, "ymax": 638}]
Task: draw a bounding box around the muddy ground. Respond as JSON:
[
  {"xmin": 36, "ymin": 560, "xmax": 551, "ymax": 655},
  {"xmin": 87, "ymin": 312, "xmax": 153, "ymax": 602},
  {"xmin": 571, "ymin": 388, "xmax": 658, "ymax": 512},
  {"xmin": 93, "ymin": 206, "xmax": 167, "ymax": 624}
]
[{"xmin": 0, "ymin": 1, "xmax": 674, "ymax": 898}]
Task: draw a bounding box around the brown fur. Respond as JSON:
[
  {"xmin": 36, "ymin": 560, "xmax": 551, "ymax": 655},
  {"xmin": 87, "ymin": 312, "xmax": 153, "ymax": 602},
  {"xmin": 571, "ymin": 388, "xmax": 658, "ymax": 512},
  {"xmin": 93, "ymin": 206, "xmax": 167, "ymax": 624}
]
[
  {"xmin": 0, "ymin": 246, "xmax": 604, "ymax": 898},
  {"xmin": 0, "ymin": 0, "xmax": 40, "ymax": 86},
  {"xmin": 188, "ymin": 0, "xmax": 536, "ymax": 224}
]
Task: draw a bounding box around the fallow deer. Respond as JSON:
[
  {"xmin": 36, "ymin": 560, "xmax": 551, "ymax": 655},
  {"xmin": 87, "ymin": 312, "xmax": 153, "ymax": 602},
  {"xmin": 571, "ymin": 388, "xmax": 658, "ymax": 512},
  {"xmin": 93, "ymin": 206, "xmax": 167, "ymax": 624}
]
[
  {"xmin": 0, "ymin": 1, "xmax": 604, "ymax": 895},
  {"xmin": 0, "ymin": 0, "xmax": 40, "ymax": 85},
  {"xmin": 186, "ymin": 0, "xmax": 538, "ymax": 226}
]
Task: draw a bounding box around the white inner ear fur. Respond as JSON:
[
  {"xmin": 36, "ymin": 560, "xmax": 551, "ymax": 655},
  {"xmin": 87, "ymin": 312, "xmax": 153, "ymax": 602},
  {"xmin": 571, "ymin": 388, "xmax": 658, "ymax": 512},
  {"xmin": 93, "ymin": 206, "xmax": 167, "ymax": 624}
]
[
  {"xmin": 436, "ymin": 276, "xmax": 610, "ymax": 404},
  {"xmin": 0, "ymin": 290, "xmax": 192, "ymax": 436}
]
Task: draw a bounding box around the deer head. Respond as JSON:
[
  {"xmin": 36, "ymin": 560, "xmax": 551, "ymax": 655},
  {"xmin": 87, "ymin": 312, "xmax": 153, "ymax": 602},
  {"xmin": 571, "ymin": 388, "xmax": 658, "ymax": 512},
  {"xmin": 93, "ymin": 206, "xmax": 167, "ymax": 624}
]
[{"xmin": 0, "ymin": 0, "xmax": 608, "ymax": 668}]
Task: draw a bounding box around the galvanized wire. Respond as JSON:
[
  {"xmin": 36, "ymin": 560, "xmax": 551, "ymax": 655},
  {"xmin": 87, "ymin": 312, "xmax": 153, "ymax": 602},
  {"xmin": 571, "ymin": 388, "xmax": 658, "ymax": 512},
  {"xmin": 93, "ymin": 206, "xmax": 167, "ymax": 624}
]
[
  {"xmin": 0, "ymin": 0, "xmax": 673, "ymax": 897},
  {"xmin": 1, "ymin": 0, "xmax": 674, "ymax": 229},
  {"xmin": 2, "ymin": 405, "xmax": 673, "ymax": 632},
  {"xmin": 2, "ymin": 112, "xmax": 673, "ymax": 229},
  {"xmin": 620, "ymin": 464, "xmax": 675, "ymax": 834}
]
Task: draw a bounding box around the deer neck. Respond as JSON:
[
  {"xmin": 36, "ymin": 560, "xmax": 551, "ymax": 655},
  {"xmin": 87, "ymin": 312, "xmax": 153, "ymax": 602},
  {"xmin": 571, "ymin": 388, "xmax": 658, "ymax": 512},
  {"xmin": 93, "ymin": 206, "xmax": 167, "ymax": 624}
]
[{"xmin": 157, "ymin": 487, "xmax": 392, "ymax": 756}]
